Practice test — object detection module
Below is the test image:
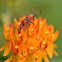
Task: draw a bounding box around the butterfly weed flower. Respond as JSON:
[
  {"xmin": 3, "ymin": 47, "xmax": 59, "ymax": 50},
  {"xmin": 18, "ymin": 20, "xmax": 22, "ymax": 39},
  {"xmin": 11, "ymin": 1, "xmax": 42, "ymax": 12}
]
[
  {"xmin": 0, "ymin": 23, "xmax": 14, "ymax": 56},
  {"xmin": 0, "ymin": 16, "xmax": 59, "ymax": 62}
]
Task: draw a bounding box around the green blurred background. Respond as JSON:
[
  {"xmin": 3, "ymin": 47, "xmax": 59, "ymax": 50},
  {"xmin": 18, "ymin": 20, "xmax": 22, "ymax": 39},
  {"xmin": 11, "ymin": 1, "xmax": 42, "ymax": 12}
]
[{"xmin": 0, "ymin": 0, "xmax": 62, "ymax": 62}]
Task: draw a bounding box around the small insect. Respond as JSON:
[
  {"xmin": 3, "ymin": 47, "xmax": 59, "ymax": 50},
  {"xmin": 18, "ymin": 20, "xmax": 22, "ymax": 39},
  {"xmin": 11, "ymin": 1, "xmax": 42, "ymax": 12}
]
[{"xmin": 18, "ymin": 14, "xmax": 35, "ymax": 34}]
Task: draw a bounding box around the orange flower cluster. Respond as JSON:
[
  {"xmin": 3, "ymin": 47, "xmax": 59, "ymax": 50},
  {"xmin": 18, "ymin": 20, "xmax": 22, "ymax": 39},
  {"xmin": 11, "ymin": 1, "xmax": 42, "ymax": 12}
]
[{"xmin": 0, "ymin": 16, "xmax": 59, "ymax": 62}]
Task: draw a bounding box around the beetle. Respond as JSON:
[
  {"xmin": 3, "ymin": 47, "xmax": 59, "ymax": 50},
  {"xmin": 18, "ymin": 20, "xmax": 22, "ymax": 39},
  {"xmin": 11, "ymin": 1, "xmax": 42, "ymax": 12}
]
[{"xmin": 18, "ymin": 14, "xmax": 35, "ymax": 34}]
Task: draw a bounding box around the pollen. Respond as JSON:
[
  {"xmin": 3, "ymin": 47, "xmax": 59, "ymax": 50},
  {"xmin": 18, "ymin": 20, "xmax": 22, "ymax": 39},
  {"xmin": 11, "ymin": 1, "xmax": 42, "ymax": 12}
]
[
  {"xmin": 40, "ymin": 21, "xmax": 42, "ymax": 24},
  {"xmin": 46, "ymin": 31, "xmax": 49, "ymax": 34},
  {"xmin": 7, "ymin": 32, "xmax": 10, "ymax": 36},
  {"xmin": 7, "ymin": 27, "xmax": 9, "ymax": 31},
  {"xmin": 18, "ymin": 34, "xmax": 21, "ymax": 37},
  {"xmin": 15, "ymin": 45, "xmax": 19, "ymax": 49},
  {"xmin": 43, "ymin": 41, "xmax": 46, "ymax": 44},
  {"xmin": 18, "ymin": 22, "xmax": 20, "ymax": 26},
  {"xmin": 52, "ymin": 34, "xmax": 54, "ymax": 37},
  {"xmin": 30, "ymin": 47, "xmax": 34, "ymax": 50}
]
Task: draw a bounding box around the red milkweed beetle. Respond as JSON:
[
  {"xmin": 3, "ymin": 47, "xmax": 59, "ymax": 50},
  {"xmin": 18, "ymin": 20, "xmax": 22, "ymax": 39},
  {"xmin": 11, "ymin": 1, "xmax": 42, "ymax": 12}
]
[{"xmin": 18, "ymin": 14, "xmax": 35, "ymax": 34}]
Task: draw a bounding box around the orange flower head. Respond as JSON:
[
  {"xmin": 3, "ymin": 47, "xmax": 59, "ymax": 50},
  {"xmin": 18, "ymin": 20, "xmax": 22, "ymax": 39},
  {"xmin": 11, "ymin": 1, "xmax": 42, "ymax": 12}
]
[
  {"xmin": 0, "ymin": 16, "xmax": 59, "ymax": 62},
  {"xmin": 11, "ymin": 40, "xmax": 20, "ymax": 56}
]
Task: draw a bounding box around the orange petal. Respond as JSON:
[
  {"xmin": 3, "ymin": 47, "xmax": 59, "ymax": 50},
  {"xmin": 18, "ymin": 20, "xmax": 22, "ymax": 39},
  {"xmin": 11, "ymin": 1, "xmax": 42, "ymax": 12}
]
[
  {"xmin": 44, "ymin": 55, "xmax": 49, "ymax": 62},
  {"xmin": 54, "ymin": 50, "xmax": 58, "ymax": 56},
  {"xmin": 3, "ymin": 43, "xmax": 10, "ymax": 56},
  {"xmin": 10, "ymin": 25, "xmax": 14, "ymax": 36},
  {"xmin": 4, "ymin": 56, "xmax": 12, "ymax": 62},
  {"xmin": 43, "ymin": 51, "xmax": 49, "ymax": 62},
  {"xmin": 11, "ymin": 40, "xmax": 15, "ymax": 53},
  {"xmin": 21, "ymin": 29, "xmax": 24, "ymax": 34},
  {"xmin": 37, "ymin": 55, "xmax": 42, "ymax": 62},
  {"xmin": 3, "ymin": 32, "xmax": 7, "ymax": 40},
  {"xmin": 19, "ymin": 55, "xmax": 24, "ymax": 59},
  {"xmin": 23, "ymin": 49, "xmax": 28, "ymax": 56},
  {"xmin": 19, "ymin": 18, "xmax": 22, "ymax": 22},
  {"xmin": 33, "ymin": 50, "xmax": 42, "ymax": 62},
  {"xmin": 39, "ymin": 17, "xmax": 42, "ymax": 21},
  {"xmin": 0, "ymin": 45, "xmax": 5, "ymax": 51},
  {"xmin": 3, "ymin": 24, "xmax": 7, "ymax": 32},
  {"xmin": 35, "ymin": 18, "xmax": 38, "ymax": 25},
  {"xmin": 46, "ymin": 44, "xmax": 53, "ymax": 58},
  {"xmin": 14, "ymin": 18, "xmax": 18, "ymax": 29},
  {"xmin": 52, "ymin": 31, "xmax": 59, "ymax": 42},
  {"xmin": 33, "ymin": 51, "xmax": 39, "ymax": 58},
  {"xmin": 33, "ymin": 57, "xmax": 37, "ymax": 62},
  {"xmin": 42, "ymin": 19, "xmax": 46, "ymax": 28},
  {"xmin": 7, "ymin": 32, "xmax": 12, "ymax": 40},
  {"xmin": 8, "ymin": 23, "xmax": 11, "ymax": 29}
]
